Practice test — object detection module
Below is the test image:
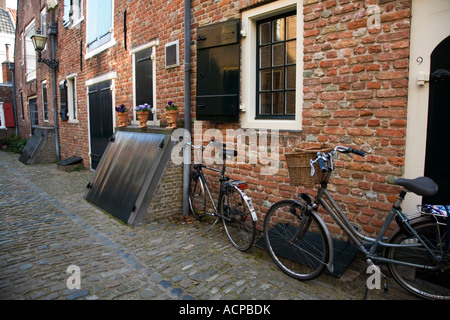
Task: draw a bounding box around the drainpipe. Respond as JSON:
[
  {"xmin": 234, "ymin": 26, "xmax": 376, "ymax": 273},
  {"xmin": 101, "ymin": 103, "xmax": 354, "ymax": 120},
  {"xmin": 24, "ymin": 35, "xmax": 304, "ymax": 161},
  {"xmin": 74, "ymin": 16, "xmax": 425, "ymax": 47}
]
[
  {"xmin": 9, "ymin": 62, "xmax": 18, "ymax": 136},
  {"xmin": 49, "ymin": 23, "xmax": 60, "ymax": 161},
  {"xmin": 183, "ymin": 0, "xmax": 191, "ymax": 216}
]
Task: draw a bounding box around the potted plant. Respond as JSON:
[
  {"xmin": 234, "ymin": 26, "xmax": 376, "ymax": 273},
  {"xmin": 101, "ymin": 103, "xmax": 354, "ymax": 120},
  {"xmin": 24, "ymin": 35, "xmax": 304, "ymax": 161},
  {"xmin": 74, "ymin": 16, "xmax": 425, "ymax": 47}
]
[
  {"xmin": 165, "ymin": 101, "xmax": 178, "ymax": 129},
  {"xmin": 115, "ymin": 104, "xmax": 128, "ymax": 127},
  {"xmin": 135, "ymin": 103, "xmax": 152, "ymax": 128}
]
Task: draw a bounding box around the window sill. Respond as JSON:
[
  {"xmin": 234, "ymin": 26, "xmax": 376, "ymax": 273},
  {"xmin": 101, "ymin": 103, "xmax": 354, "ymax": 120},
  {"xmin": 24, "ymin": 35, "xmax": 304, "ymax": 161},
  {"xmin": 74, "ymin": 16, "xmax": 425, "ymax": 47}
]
[{"xmin": 85, "ymin": 39, "xmax": 116, "ymax": 60}]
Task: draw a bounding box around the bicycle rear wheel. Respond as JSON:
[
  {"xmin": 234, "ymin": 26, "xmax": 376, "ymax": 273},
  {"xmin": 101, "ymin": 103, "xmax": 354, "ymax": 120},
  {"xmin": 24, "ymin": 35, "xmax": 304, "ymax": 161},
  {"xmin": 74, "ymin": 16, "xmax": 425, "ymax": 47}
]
[
  {"xmin": 263, "ymin": 199, "xmax": 330, "ymax": 280},
  {"xmin": 188, "ymin": 173, "xmax": 206, "ymax": 221},
  {"xmin": 385, "ymin": 215, "xmax": 450, "ymax": 300},
  {"xmin": 220, "ymin": 185, "xmax": 256, "ymax": 252}
]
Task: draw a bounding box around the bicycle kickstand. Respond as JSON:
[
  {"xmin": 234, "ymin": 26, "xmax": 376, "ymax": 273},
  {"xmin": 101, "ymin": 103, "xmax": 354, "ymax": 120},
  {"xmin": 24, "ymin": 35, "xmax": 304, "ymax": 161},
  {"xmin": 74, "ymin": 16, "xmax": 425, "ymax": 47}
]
[{"xmin": 202, "ymin": 217, "xmax": 220, "ymax": 237}]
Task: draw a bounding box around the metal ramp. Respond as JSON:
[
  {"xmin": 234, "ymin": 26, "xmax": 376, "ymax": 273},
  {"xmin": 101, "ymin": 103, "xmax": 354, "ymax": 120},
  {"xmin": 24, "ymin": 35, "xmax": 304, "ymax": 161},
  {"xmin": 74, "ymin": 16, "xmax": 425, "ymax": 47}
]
[
  {"xmin": 18, "ymin": 127, "xmax": 56, "ymax": 165},
  {"xmin": 84, "ymin": 130, "xmax": 175, "ymax": 225}
]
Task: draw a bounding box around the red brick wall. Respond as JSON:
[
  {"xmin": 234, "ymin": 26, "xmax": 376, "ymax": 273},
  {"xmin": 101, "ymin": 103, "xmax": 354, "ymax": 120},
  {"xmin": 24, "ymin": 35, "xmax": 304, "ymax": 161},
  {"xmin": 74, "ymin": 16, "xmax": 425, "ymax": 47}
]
[{"xmin": 15, "ymin": 0, "xmax": 413, "ymax": 236}]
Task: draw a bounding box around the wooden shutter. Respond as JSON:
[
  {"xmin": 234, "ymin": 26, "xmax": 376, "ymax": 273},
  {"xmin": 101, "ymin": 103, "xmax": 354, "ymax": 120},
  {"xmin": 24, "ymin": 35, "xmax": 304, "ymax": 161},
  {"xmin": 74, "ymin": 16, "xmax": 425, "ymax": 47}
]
[
  {"xmin": 196, "ymin": 20, "xmax": 240, "ymax": 122},
  {"xmin": 4, "ymin": 103, "xmax": 14, "ymax": 127}
]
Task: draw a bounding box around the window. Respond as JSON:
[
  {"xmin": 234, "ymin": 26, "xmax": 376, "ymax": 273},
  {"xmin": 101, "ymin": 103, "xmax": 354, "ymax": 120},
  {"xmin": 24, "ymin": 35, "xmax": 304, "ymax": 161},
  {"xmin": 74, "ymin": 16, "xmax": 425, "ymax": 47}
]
[
  {"xmin": 63, "ymin": 0, "xmax": 83, "ymax": 28},
  {"xmin": 241, "ymin": 0, "xmax": 302, "ymax": 130},
  {"xmin": 86, "ymin": 0, "xmax": 114, "ymax": 57},
  {"xmin": 131, "ymin": 42, "xmax": 158, "ymax": 125},
  {"xmin": 41, "ymin": 8, "xmax": 47, "ymax": 36},
  {"xmin": 42, "ymin": 81, "xmax": 48, "ymax": 121},
  {"xmin": 24, "ymin": 20, "xmax": 36, "ymax": 81},
  {"xmin": 66, "ymin": 75, "xmax": 77, "ymax": 122},
  {"xmin": 257, "ymin": 12, "xmax": 296, "ymax": 119}
]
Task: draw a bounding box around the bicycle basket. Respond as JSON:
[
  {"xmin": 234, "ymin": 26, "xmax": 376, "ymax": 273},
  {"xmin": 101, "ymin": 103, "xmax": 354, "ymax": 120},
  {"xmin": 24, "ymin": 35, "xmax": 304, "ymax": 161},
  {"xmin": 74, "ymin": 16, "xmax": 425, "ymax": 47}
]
[{"xmin": 285, "ymin": 145, "xmax": 333, "ymax": 187}]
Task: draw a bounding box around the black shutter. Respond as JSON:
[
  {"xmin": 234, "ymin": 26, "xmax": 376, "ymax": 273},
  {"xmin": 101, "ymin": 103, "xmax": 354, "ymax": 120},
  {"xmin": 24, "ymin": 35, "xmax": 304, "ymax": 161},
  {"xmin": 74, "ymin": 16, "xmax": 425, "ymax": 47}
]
[
  {"xmin": 196, "ymin": 19, "xmax": 240, "ymax": 122},
  {"xmin": 59, "ymin": 80, "xmax": 68, "ymax": 121}
]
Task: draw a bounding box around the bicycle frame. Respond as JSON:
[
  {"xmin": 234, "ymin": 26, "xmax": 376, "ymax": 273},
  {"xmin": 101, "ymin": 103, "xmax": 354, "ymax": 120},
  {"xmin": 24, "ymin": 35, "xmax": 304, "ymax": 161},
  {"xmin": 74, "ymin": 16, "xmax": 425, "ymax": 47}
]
[
  {"xmin": 193, "ymin": 163, "xmax": 225, "ymax": 218},
  {"xmin": 311, "ymin": 157, "xmax": 445, "ymax": 271}
]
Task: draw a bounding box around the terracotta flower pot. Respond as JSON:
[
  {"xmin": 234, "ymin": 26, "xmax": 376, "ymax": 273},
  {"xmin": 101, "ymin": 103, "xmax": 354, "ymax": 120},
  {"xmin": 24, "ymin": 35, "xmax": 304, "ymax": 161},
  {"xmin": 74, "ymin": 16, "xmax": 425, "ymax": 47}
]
[
  {"xmin": 137, "ymin": 111, "xmax": 150, "ymax": 128},
  {"xmin": 117, "ymin": 112, "xmax": 128, "ymax": 127},
  {"xmin": 165, "ymin": 110, "xmax": 178, "ymax": 129}
]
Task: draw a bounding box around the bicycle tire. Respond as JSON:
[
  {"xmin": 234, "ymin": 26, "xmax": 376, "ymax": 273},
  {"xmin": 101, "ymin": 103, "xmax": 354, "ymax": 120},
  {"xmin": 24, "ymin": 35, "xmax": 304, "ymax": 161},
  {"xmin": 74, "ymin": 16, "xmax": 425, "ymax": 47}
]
[
  {"xmin": 263, "ymin": 199, "xmax": 330, "ymax": 280},
  {"xmin": 188, "ymin": 173, "xmax": 206, "ymax": 221},
  {"xmin": 220, "ymin": 185, "xmax": 256, "ymax": 252},
  {"xmin": 385, "ymin": 215, "xmax": 450, "ymax": 300}
]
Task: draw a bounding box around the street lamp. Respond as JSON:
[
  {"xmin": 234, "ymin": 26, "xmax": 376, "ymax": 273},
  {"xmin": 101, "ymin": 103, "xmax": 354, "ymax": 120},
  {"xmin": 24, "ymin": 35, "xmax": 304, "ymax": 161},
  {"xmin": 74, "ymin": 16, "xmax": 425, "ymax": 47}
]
[
  {"xmin": 30, "ymin": 23, "xmax": 60, "ymax": 160},
  {"xmin": 31, "ymin": 30, "xmax": 59, "ymax": 69}
]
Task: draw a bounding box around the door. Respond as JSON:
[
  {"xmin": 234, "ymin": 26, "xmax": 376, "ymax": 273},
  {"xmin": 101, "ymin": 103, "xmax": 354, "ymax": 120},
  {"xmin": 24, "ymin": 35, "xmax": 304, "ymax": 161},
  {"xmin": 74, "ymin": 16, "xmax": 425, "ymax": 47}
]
[
  {"xmin": 423, "ymin": 36, "xmax": 450, "ymax": 205},
  {"xmin": 88, "ymin": 81, "xmax": 113, "ymax": 170},
  {"xmin": 29, "ymin": 97, "xmax": 38, "ymax": 134}
]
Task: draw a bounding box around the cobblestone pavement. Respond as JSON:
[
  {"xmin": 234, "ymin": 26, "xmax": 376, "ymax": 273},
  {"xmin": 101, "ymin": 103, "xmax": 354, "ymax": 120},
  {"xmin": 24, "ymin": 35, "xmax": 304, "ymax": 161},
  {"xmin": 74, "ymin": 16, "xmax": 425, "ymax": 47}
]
[{"xmin": 0, "ymin": 151, "xmax": 417, "ymax": 302}]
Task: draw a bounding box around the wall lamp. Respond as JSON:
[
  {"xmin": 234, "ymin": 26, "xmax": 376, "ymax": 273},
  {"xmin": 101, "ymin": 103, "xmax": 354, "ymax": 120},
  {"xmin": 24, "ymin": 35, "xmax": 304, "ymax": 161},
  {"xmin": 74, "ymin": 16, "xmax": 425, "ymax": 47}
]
[{"xmin": 30, "ymin": 24, "xmax": 59, "ymax": 69}]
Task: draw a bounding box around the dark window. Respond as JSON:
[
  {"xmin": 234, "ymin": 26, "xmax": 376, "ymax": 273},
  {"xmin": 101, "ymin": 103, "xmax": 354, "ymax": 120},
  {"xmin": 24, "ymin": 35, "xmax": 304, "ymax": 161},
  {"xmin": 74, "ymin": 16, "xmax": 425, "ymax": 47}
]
[
  {"xmin": 42, "ymin": 82, "xmax": 48, "ymax": 121},
  {"xmin": 256, "ymin": 11, "xmax": 296, "ymax": 119},
  {"xmin": 135, "ymin": 47, "xmax": 154, "ymax": 121}
]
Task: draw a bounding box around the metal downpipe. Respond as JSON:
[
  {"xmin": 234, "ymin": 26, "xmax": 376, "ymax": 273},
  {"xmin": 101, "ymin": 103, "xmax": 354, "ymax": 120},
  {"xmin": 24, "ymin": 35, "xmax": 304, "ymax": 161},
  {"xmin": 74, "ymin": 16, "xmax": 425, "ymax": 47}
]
[{"xmin": 183, "ymin": 0, "xmax": 192, "ymax": 216}]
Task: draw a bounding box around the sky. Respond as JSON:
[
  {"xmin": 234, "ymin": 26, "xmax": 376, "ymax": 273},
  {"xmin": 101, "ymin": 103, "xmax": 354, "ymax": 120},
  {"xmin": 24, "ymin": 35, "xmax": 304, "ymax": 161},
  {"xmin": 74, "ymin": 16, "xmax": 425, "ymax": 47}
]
[{"xmin": 7, "ymin": 0, "xmax": 16, "ymax": 9}]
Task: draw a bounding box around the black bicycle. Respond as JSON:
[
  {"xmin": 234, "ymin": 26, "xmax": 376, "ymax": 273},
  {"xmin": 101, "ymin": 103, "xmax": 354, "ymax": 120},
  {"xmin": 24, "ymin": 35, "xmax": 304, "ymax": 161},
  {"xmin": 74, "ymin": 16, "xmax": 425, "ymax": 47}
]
[{"xmin": 188, "ymin": 140, "xmax": 257, "ymax": 252}]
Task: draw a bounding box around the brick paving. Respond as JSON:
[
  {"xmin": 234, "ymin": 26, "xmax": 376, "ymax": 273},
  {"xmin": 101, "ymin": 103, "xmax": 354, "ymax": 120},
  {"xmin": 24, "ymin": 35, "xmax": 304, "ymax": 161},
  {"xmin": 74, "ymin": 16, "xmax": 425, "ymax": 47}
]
[{"xmin": 0, "ymin": 151, "xmax": 416, "ymax": 301}]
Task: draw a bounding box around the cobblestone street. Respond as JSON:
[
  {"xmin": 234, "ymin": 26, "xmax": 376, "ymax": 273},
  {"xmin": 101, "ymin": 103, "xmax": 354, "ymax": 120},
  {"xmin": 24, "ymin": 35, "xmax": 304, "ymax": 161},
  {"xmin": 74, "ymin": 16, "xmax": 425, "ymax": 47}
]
[{"xmin": 0, "ymin": 151, "xmax": 416, "ymax": 303}]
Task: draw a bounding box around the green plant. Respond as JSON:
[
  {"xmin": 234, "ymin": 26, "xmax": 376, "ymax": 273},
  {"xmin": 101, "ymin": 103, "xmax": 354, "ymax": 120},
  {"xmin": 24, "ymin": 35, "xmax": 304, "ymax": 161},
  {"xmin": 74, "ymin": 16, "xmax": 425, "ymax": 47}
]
[
  {"xmin": 165, "ymin": 101, "xmax": 177, "ymax": 111},
  {"xmin": 7, "ymin": 134, "xmax": 28, "ymax": 153}
]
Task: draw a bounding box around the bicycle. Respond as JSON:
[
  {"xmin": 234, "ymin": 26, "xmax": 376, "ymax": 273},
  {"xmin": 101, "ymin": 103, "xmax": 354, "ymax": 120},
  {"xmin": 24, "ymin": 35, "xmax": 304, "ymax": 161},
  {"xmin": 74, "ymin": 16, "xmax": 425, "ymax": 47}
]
[
  {"xmin": 188, "ymin": 140, "xmax": 258, "ymax": 252},
  {"xmin": 263, "ymin": 145, "xmax": 450, "ymax": 300}
]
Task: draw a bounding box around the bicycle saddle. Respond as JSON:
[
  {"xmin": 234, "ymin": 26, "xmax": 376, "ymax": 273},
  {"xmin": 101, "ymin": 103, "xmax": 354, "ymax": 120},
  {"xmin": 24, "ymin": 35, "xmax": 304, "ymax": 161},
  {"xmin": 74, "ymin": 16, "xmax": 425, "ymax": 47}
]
[{"xmin": 394, "ymin": 177, "xmax": 438, "ymax": 196}]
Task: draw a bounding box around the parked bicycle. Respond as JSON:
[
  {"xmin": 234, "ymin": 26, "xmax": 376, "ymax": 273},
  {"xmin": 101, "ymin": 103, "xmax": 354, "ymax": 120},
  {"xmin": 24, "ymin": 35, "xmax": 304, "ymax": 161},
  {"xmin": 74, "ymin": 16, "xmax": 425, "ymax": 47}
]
[
  {"xmin": 188, "ymin": 140, "xmax": 257, "ymax": 252},
  {"xmin": 263, "ymin": 145, "xmax": 450, "ymax": 299}
]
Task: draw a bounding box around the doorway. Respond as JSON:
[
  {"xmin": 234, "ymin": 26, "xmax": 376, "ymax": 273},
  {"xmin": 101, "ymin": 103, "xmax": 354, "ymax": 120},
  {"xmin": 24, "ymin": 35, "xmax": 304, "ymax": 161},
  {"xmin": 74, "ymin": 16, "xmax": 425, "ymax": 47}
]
[
  {"xmin": 423, "ymin": 36, "xmax": 450, "ymax": 205},
  {"xmin": 88, "ymin": 81, "xmax": 113, "ymax": 170}
]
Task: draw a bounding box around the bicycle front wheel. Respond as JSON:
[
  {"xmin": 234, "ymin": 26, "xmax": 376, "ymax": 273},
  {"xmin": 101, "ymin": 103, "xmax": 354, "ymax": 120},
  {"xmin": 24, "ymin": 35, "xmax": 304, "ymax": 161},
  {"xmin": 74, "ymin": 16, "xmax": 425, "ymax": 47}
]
[
  {"xmin": 220, "ymin": 185, "xmax": 256, "ymax": 252},
  {"xmin": 188, "ymin": 173, "xmax": 206, "ymax": 221},
  {"xmin": 385, "ymin": 215, "xmax": 450, "ymax": 300},
  {"xmin": 263, "ymin": 200, "xmax": 330, "ymax": 280}
]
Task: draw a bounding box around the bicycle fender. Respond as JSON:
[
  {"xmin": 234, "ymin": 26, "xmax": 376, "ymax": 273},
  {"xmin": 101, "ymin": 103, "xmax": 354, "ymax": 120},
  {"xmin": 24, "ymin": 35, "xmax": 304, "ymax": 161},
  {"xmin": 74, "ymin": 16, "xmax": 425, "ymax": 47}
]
[
  {"xmin": 233, "ymin": 185, "xmax": 258, "ymax": 222},
  {"xmin": 293, "ymin": 200, "xmax": 335, "ymax": 273}
]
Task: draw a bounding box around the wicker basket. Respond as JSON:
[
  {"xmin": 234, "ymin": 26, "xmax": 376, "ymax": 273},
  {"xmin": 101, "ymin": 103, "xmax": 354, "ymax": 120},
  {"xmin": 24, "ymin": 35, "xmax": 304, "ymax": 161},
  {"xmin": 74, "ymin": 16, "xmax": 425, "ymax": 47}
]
[{"xmin": 286, "ymin": 145, "xmax": 333, "ymax": 186}]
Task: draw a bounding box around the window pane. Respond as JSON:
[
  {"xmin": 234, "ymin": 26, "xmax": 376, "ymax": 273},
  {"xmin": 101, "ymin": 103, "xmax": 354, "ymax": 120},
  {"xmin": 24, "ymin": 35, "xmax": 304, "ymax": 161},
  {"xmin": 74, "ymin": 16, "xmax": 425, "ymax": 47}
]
[
  {"xmin": 272, "ymin": 18, "xmax": 285, "ymax": 42},
  {"xmin": 260, "ymin": 70, "xmax": 271, "ymax": 91},
  {"xmin": 272, "ymin": 68, "xmax": 284, "ymax": 90},
  {"xmin": 286, "ymin": 91, "xmax": 296, "ymax": 114},
  {"xmin": 286, "ymin": 66, "xmax": 296, "ymax": 89},
  {"xmin": 286, "ymin": 15, "xmax": 296, "ymax": 40},
  {"xmin": 259, "ymin": 22, "xmax": 271, "ymax": 45},
  {"xmin": 272, "ymin": 92, "xmax": 284, "ymax": 115},
  {"xmin": 260, "ymin": 46, "xmax": 271, "ymax": 68},
  {"xmin": 259, "ymin": 93, "xmax": 271, "ymax": 114},
  {"xmin": 272, "ymin": 43, "xmax": 285, "ymax": 66},
  {"xmin": 286, "ymin": 40, "xmax": 296, "ymax": 64}
]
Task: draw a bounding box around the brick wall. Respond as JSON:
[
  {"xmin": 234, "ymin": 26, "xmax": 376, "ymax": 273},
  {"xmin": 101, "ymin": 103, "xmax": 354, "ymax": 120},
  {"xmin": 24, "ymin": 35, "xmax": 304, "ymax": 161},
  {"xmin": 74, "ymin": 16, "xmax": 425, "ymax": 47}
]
[
  {"xmin": 143, "ymin": 160, "xmax": 184, "ymax": 223},
  {"xmin": 189, "ymin": 0, "xmax": 412, "ymax": 237},
  {"xmin": 15, "ymin": 0, "xmax": 413, "ymax": 236}
]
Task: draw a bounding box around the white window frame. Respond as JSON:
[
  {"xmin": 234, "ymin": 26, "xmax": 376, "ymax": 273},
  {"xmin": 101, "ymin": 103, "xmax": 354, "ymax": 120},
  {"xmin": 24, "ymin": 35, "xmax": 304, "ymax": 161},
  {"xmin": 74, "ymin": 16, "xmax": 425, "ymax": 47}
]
[
  {"xmin": 240, "ymin": 0, "xmax": 303, "ymax": 130},
  {"xmin": 85, "ymin": 0, "xmax": 115, "ymax": 59},
  {"xmin": 41, "ymin": 7, "xmax": 47, "ymax": 36},
  {"xmin": 131, "ymin": 40, "xmax": 159, "ymax": 126},
  {"xmin": 66, "ymin": 73, "xmax": 78, "ymax": 123},
  {"xmin": 24, "ymin": 19, "xmax": 36, "ymax": 82},
  {"xmin": 0, "ymin": 102, "xmax": 5, "ymax": 130},
  {"xmin": 42, "ymin": 80, "xmax": 48, "ymax": 122}
]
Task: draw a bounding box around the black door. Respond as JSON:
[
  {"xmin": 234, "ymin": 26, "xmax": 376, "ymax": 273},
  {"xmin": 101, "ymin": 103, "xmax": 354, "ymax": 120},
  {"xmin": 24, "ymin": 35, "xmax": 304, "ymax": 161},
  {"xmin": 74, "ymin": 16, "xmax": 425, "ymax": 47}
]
[
  {"xmin": 88, "ymin": 81, "xmax": 113, "ymax": 170},
  {"xmin": 29, "ymin": 98, "xmax": 38, "ymax": 133},
  {"xmin": 423, "ymin": 35, "xmax": 450, "ymax": 205}
]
